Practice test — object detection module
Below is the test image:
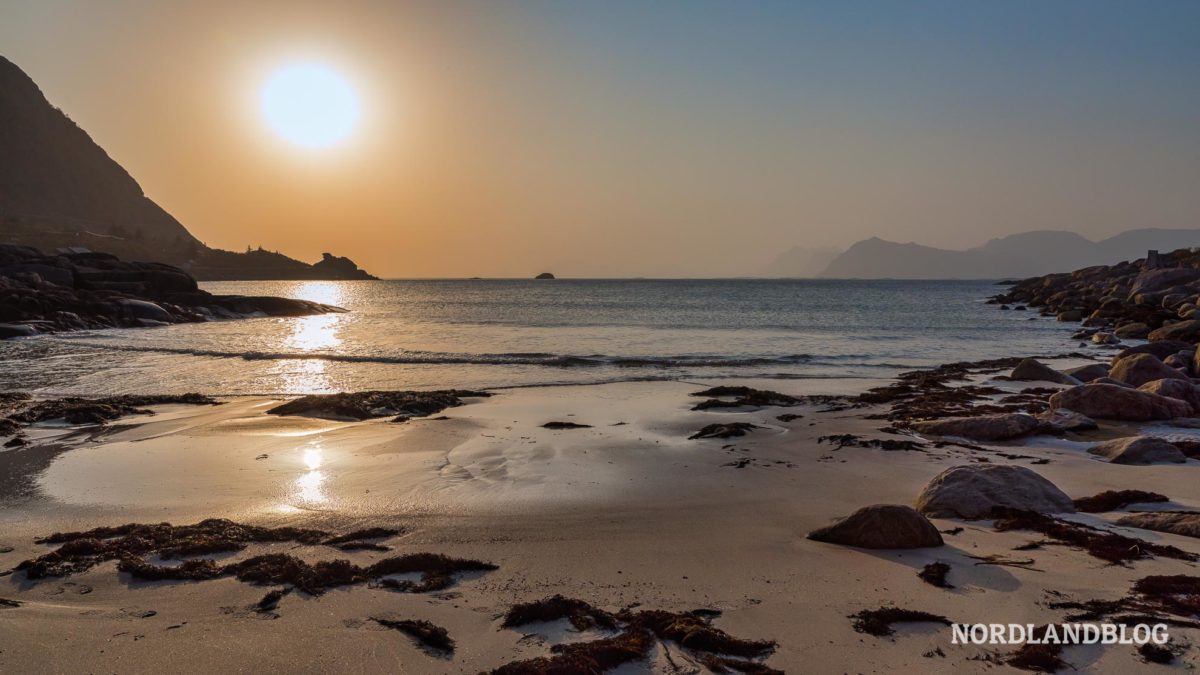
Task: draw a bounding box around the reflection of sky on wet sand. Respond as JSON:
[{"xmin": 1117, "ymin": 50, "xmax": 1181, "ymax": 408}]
[{"xmin": 283, "ymin": 442, "xmax": 329, "ymax": 511}]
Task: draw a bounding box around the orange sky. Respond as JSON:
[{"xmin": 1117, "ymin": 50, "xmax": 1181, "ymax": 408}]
[{"xmin": 3, "ymin": 1, "xmax": 1199, "ymax": 277}]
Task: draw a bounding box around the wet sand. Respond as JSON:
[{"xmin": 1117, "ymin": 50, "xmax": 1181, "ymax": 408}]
[{"xmin": 2, "ymin": 370, "xmax": 1199, "ymax": 673}]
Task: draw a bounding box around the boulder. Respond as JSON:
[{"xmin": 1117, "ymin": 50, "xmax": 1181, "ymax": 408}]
[
  {"xmin": 1129, "ymin": 268, "xmax": 1200, "ymax": 296},
  {"xmin": 910, "ymin": 413, "xmax": 1039, "ymax": 441},
  {"xmin": 1116, "ymin": 512, "xmax": 1200, "ymax": 539},
  {"xmin": 1056, "ymin": 310, "xmax": 1083, "ymax": 322},
  {"xmin": 114, "ymin": 298, "xmax": 174, "ymax": 323},
  {"xmin": 1113, "ymin": 341, "xmax": 1194, "ymax": 364},
  {"xmin": 1036, "ymin": 408, "xmax": 1098, "ymax": 433},
  {"xmin": 1138, "ymin": 378, "xmax": 1200, "ymax": 413},
  {"xmin": 1108, "ymin": 353, "xmax": 1188, "ymax": 388},
  {"xmin": 916, "ymin": 465, "xmax": 1075, "ymax": 519},
  {"xmin": 807, "ymin": 504, "xmax": 943, "ymax": 549},
  {"xmin": 0, "ymin": 323, "xmax": 38, "ymax": 339},
  {"xmin": 1063, "ymin": 364, "xmax": 1109, "ymax": 382},
  {"xmin": 1091, "ymin": 377, "xmax": 1133, "ymax": 388},
  {"xmin": 1009, "ymin": 359, "xmax": 1080, "ymax": 386},
  {"xmin": 1049, "ymin": 384, "xmax": 1191, "ymax": 421},
  {"xmin": 1087, "ymin": 436, "xmax": 1187, "ymax": 465},
  {"xmin": 1091, "ymin": 332, "xmax": 1120, "ymax": 345},
  {"xmin": 1148, "ymin": 319, "xmax": 1200, "ymax": 343}
]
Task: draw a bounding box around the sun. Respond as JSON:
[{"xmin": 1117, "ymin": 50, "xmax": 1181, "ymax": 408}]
[{"xmin": 260, "ymin": 62, "xmax": 360, "ymax": 149}]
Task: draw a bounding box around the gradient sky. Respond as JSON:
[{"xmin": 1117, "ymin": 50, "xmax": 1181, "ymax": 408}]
[{"xmin": 2, "ymin": 0, "xmax": 1198, "ymax": 277}]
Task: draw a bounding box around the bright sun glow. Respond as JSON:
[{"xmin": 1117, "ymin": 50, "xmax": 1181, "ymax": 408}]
[{"xmin": 261, "ymin": 63, "xmax": 360, "ymax": 148}]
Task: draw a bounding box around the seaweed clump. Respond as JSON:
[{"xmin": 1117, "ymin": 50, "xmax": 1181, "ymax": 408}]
[
  {"xmin": 849, "ymin": 607, "xmax": 951, "ymax": 637},
  {"xmin": 502, "ymin": 594, "xmax": 618, "ymax": 631},
  {"xmin": 491, "ymin": 597, "xmax": 778, "ymax": 674},
  {"xmin": 690, "ymin": 387, "xmax": 801, "ymax": 411},
  {"xmin": 689, "ymin": 423, "xmax": 760, "ymax": 440},
  {"xmin": 3, "ymin": 393, "xmax": 216, "ymax": 428},
  {"xmin": 17, "ymin": 519, "xmax": 328, "ymax": 579},
  {"xmin": 918, "ymin": 562, "xmax": 952, "ymax": 588},
  {"xmin": 373, "ymin": 617, "xmax": 455, "ymax": 654},
  {"xmin": 16, "ymin": 519, "xmax": 496, "ymax": 597},
  {"xmin": 1072, "ymin": 490, "xmax": 1168, "ymax": 513},
  {"xmin": 990, "ymin": 508, "xmax": 1197, "ymax": 564},
  {"xmin": 266, "ymin": 390, "xmax": 490, "ymax": 421}
]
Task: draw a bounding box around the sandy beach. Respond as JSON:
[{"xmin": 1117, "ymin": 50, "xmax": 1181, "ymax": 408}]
[{"xmin": 3, "ymin": 361, "xmax": 1197, "ymax": 673}]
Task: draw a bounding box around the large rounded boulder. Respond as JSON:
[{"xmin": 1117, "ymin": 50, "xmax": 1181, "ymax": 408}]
[
  {"xmin": 807, "ymin": 504, "xmax": 943, "ymax": 549},
  {"xmin": 910, "ymin": 413, "xmax": 1039, "ymax": 441},
  {"xmin": 1049, "ymin": 384, "xmax": 1192, "ymax": 421},
  {"xmin": 916, "ymin": 465, "xmax": 1075, "ymax": 519},
  {"xmin": 1087, "ymin": 436, "xmax": 1187, "ymax": 465},
  {"xmin": 1109, "ymin": 353, "xmax": 1188, "ymax": 388},
  {"xmin": 1138, "ymin": 378, "xmax": 1200, "ymax": 412},
  {"xmin": 1009, "ymin": 359, "xmax": 1080, "ymax": 385}
]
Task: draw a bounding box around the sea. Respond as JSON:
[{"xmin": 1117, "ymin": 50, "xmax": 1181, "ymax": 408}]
[{"xmin": 0, "ymin": 279, "xmax": 1078, "ymax": 396}]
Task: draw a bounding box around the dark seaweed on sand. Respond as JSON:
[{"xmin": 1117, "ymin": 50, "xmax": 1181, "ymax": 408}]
[
  {"xmin": 373, "ymin": 617, "xmax": 455, "ymax": 654},
  {"xmin": 989, "ymin": 508, "xmax": 1197, "ymax": 564},
  {"xmin": 918, "ymin": 562, "xmax": 952, "ymax": 588},
  {"xmin": 689, "ymin": 422, "xmax": 760, "ymax": 440},
  {"xmin": 16, "ymin": 519, "xmax": 497, "ymax": 596},
  {"xmin": 1072, "ymin": 490, "xmax": 1168, "ymax": 513},
  {"xmin": 490, "ymin": 597, "xmax": 778, "ymax": 674},
  {"xmin": 849, "ymin": 607, "xmax": 951, "ymax": 637}
]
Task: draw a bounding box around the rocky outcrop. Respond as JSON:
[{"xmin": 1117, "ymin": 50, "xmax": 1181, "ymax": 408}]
[
  {"xmin": 1087, "ymin": 437, "xmax": 1187, "ymax": 465},
  {"xmin": 1108, "ymin": 353, "xmax": 1188, "ymax": 388},
  {"xmin": 535, "ymin": 272, "xmax": 556, "ymax": 280},
  {"xmin": 916, "ymin": 465, "xmax": 1075, "ymax": 519},
  {"xmin": 0, "ymin": 245, "xmax": 344, "ymax": 336},
  {"xmin": 1009, "ymin": 359, "xmax": 1080, "ymax": 385},
  {"xmin": 991, "ymin": 247, "xmax": 1200, "ymax": 363},
  {"xmin": 910, "ymin": 413, "xmax": 1039, "ymax": 441},
  {"xmin": 1048, "ymin": 384, "xmax": 1192, "ymax": 421},
  {"xmin": 807, "ymin": 505, "xmax": 943, "ymax": 549}
]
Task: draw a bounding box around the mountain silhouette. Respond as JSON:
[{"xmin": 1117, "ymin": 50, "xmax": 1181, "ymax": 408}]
[
  {"xmin": 816, "ymin": 229, "xmax": 1200, "ymax": 279},
  {"xmin": 0, "ymin": 55, "xmax": 374, "ymax": 280}
]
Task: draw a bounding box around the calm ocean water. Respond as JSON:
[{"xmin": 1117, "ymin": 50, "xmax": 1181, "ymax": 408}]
[{"xmin": 0, "ymin": 279, "xmax": 1075, "ymax": 396}]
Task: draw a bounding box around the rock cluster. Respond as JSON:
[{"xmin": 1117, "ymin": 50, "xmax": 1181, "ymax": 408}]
[
  {"xmin": 0, "ymin": 245, "xmax": 345, "ymax": 337},
  {"xmin": 991, "ymin": 247, "xmax": 1200, "ymax": 365}
]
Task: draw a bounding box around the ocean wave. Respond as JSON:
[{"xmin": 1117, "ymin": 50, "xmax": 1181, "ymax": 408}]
[{"xmin": 41, "ymin": 339, "xmax": 917, "ymax": 370}]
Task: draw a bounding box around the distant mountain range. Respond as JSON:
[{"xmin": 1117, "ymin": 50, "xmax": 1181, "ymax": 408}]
[
  {"xmin": 0, "ymin": 55, "xmax": 374, "ymax": 281},
  {"xmin": 762, "ymin": 229, "xmax": 1200, "ymax": 279}
]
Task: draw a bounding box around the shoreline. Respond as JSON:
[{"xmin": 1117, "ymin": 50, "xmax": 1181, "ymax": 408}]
[{"xmin": 3, "ymin": 357, "xmax": 1199, "ymax": 673}]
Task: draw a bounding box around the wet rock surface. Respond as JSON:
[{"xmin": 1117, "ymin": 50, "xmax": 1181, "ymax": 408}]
[
  {"xmin": 0, "ymin": 245, "xmax": 346, "ymax": 337},
  {"xmin": 910, "ymin": 413, "xmax": 1039, "ymax": 441},
  {"xmin": 1087, "ymin": 436, "xmax": 1188, "ymax": 465}
]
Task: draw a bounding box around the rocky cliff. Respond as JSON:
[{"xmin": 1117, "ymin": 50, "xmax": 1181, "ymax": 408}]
[
  {"xmin": 0, "ymin": 56, "xmax": 375, "ymax": 281},
  {"xmin": 0, "ymin": 244, "xmax": 343, "ymax": 338}
]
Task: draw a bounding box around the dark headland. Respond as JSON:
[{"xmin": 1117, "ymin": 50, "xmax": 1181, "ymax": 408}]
[{"xmin": 0, "ymin": 55, "xmax": 375, "ymax": 282}]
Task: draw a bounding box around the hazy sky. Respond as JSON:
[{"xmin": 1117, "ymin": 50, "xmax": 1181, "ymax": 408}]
[{"xmin": 2, "ymin": 1, "xmax": 1198, "ymax": 277}]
